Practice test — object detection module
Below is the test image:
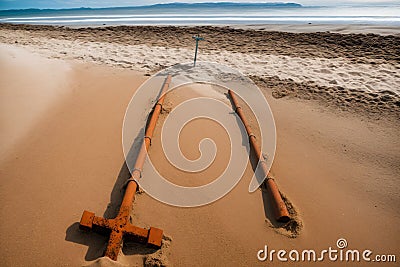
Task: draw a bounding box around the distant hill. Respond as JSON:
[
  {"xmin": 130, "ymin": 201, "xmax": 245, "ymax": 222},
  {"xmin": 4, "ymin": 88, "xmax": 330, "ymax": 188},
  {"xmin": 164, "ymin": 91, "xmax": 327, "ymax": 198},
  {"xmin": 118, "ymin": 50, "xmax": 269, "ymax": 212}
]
[
  {"xmin": 0, "ymin": 2, "xmax": 302, "ymax": 13},
  {"xmin": 149, "ymin": 2, "xmax": 302, "ymax": 8}
]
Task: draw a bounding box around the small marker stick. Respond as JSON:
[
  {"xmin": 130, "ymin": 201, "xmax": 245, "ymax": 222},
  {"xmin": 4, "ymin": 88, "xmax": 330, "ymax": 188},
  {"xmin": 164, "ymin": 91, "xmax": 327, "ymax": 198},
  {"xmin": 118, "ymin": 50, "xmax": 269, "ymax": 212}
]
[{"xmin": 192, "ymin": 35, "xmax": 204, "ymax": 67}]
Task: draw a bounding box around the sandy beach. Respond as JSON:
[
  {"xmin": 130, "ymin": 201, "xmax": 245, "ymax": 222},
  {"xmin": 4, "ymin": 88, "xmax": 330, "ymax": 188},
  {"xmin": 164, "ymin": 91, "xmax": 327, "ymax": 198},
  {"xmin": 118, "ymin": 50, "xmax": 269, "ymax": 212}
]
[{"xmin": 0, "ymin": 24, "xmax": 399, "ymax": 266}]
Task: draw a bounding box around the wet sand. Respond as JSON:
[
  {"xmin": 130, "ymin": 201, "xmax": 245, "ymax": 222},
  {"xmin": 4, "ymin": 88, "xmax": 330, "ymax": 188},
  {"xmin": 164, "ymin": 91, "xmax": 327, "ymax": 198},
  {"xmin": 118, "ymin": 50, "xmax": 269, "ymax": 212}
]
[
  {"xmin": 236, "ymin": 23, "xmax": 400, "ymax": 36},
  {"xmin": 0, "ymin": 24, "xmax": 399, "ymax": 266}
]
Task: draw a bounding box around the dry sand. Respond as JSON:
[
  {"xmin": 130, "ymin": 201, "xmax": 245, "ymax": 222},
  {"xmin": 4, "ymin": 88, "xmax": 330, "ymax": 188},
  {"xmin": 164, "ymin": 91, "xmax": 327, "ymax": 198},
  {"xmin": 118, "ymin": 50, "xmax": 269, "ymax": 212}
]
[
  {"xmin": 0, "ymin": 24, "xmax": 399, "ymax": 266},
  {"xmin": 0, "ymin": 44, "xmax": 147, "ymax": 266},
  {"xmin": 1, "ymin": 24, "xmax": 399, "ymax": 117}
]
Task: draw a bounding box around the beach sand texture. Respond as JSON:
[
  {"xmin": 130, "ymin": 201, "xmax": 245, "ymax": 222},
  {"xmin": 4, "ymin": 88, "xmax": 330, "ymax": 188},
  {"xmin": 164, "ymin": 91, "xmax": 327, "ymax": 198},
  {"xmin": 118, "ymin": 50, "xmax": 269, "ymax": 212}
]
[
  {"xmin": 1, "ymin": 24, "xmax": 399, "ymax": 115},
  {"xmin": 0, "ymin": 24, "xmax": 399, "ymax": 266}
]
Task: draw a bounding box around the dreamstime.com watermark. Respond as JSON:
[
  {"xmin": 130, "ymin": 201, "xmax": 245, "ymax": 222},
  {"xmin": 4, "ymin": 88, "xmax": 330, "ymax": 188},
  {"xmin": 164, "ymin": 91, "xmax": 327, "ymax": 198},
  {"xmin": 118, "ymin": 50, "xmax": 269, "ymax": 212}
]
[{"xmin": 257, "ymin": 238, "xmax": 397, "ymax": 263}]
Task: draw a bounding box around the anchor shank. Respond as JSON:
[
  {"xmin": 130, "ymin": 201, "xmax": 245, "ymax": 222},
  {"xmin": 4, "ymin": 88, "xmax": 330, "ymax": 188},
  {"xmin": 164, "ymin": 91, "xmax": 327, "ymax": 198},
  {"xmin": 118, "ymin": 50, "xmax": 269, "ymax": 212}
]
[{"xmin": 228, "ymin": 90, "xmax": 290, "ymax": 222}]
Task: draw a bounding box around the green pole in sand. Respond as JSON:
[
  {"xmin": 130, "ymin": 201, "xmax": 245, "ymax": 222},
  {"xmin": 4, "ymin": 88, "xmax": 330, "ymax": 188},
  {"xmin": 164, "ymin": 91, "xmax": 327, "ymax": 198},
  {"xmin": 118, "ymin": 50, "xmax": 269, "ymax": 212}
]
[{"xmin": 192, "ymin": 35, "xmax": 204, "ymax": 67}]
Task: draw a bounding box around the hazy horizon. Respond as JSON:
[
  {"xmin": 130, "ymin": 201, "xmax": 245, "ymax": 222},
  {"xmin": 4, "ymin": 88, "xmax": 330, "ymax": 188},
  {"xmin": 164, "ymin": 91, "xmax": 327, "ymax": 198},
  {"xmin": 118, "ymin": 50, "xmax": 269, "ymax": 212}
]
[{"xmin": 1, "ymin": 1, "xmax": 399, "ymax": 11}]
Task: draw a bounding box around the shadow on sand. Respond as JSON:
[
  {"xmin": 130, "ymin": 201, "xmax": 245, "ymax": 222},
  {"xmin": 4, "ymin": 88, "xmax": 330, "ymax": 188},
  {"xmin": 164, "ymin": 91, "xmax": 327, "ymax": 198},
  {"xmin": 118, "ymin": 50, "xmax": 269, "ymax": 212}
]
[{"xmin": 64, "ymin": 126, "xmax": 160, "ymax": 261}]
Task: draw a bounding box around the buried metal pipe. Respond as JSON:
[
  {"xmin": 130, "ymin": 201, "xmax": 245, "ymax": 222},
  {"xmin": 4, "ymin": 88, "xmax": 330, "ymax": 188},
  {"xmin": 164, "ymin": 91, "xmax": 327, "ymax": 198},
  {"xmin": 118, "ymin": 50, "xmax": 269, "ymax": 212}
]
[
  {"xmin": 79, "ymin": 75, "xmax": 172, "ymax": 261},
  {"xmin": 228, "ymin": 90, "xmax": 290, "ymax": 223}
]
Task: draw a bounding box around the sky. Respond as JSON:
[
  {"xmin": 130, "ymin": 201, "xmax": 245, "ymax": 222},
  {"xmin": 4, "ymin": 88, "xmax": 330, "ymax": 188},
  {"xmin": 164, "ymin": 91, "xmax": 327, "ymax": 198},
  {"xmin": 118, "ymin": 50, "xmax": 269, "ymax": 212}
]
[{"xmin": 0, "ymin": 0, "xmax": 398, "ymax": 10}]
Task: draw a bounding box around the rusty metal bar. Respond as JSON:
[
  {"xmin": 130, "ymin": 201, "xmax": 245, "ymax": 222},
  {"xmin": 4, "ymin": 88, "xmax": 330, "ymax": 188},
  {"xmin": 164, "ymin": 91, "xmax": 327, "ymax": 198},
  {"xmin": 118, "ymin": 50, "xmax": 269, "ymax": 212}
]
[
  {"xmin": 228, "ymin": 90, "xmax": 290, "ymax": 223},
  {"xmin": 79, "ymin": 75, "xmax": 172, "ymax": 261}
]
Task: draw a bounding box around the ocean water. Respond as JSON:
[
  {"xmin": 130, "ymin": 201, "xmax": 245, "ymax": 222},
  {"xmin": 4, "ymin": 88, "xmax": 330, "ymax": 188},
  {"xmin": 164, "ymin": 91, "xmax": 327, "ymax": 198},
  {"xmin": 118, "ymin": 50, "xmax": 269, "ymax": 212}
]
[{"xmin": 1, "ymin": 4, "xmax": 400, "ymax": 26}]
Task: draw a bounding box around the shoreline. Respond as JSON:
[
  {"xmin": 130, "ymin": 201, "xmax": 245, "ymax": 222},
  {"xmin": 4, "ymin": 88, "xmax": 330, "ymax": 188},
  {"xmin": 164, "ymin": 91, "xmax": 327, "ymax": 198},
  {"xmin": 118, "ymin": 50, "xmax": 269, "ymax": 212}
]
[{"xmin": 2, "ymin": 22, "xmax": 400, "ymax": 35}]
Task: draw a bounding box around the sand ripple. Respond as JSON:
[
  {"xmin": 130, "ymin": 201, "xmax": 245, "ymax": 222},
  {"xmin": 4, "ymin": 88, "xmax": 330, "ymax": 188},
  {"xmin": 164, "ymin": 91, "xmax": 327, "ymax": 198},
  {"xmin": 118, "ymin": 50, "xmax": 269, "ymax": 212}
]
[{"xmin": 1, "ymin": 24, "xmax": 399, "ymax": 116}]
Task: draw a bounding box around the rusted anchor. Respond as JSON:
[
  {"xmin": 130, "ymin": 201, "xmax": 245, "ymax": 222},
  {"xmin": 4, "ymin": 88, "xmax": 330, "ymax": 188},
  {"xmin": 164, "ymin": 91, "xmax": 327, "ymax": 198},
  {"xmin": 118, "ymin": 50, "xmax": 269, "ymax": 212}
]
[{"xmin": 79, "ymin": 75, "xmax": 172, "ymax": 260}]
